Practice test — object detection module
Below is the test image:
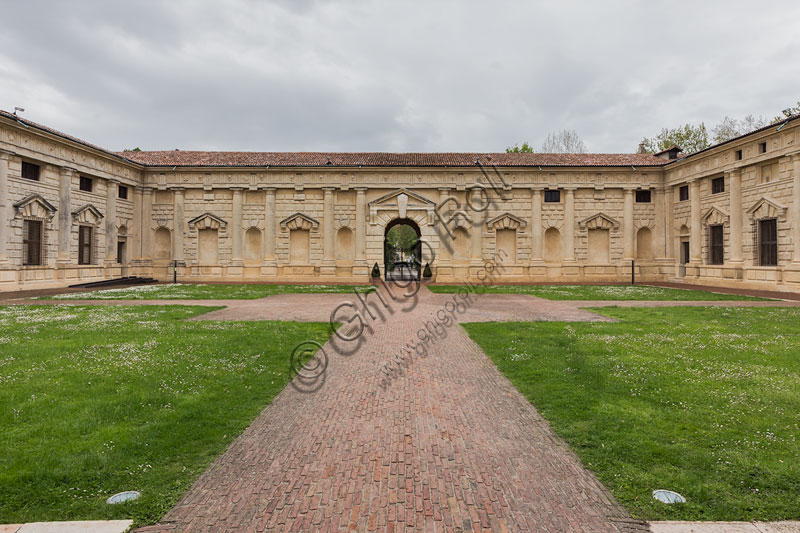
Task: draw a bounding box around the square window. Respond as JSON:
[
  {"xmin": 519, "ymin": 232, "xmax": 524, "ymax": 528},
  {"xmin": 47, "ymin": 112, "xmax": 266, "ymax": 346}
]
[
  {"xmin": 711, "ymin": 177, "xmax": 725, "ymax": 194},
  {"xmin": 635, "ymin": 190, "xmax": 651, "ymax": 203},
  {"xmin": 709, "ymin": 225, "xmax": 724, "ymax": 265},
  {"xmin": 21, "ymin": 161, "xmax": 40, "ymax": 181},
  {"xmin": 544, "ymin": 189, "xmax": 560, "ymax": 203},
  {"xmin": 118, "ymin": 185, "xmax": 128, "ymax": 199},
  {"xmin": 759, "ymin": 142, "xmax": 767, "ymax": 153},
  {"xmin": 679, "ymin": 185, "xmax": 689, "ymax": 202},
  {"xmin": 735, "ymin": 149, "xmax": 743, "ymax": 160},
  {"xmin": 79, "ymin": 176, "xmax": 93, "ymax": 192}
]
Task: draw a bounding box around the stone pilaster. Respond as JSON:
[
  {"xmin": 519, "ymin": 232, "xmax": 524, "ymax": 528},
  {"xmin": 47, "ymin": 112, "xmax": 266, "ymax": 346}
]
[
  {"xmin": 530, "ymin": 187, "xmax": 543, "ymax": 262},
  {"xmin": 131, "ymin": 187, "xmax": 143, "ymax": 262},
  {"xmin": 729, "ymin": 170, "xmax": 743, "ymax": 264},
  {"xmin": 792, "ymin": 154, "xmax": 800, "ymax": 263},
  {"xmin": 563, "ymin": 187, "xmax": 576, "ymax": 261},
  {"xmin": 469, "ymin": 185, "xmax": 484, "ymax": 262},
  {"xmin": 57, "ymin": 167, "xmax": 76, "ymax": 264},
  {"xmin": 262, "ymin": 187, "xmax": 277, "ymax": 275},
  {"xmin": 231, "ymin": 187, "xmax": 244, "ymax": 265},
  {"xmin": 623, "ymin": 187, "xmax": 635, "ymax": 260},
  {"xmin": 654, "ymin": 186, "xmax": 667, "ymax": 259},
  {"xmin": 171, "ymin": 187, "xmax": 185, "ymax": 261},
  {"xmin": 105, "ymin": 180, "xmax": 118, "ymax": 265},
  {"xmin": 352, "ymin": 187, "xmax": 368, "ymax": 277},
  {"xmin": 321, "ymin": 187, "xmax": 336, "ymax": 275},
  {"xmin": 141, "ymin": 187, "xmax": 153, "ymax": 262},
  {"xmin": 437, "ymin": 187, "xmax": 452, "ymax": 263},
  {"xmin": 689, "ymin": 179, "xmax": 702, "ymax": 264},
  {"xmin": 0, "ymin": 150, "xmax": 12, "ymax": 263}
]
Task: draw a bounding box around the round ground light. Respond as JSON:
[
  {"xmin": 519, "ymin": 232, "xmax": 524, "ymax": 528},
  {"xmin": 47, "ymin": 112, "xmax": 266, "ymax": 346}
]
[
  {"xmin": 652, "ymin": 489, "xmax": 686, "ymax": 504},
  {"xmin": 106, "ymin": 491, "xmax": 141, "ymax": 504}
]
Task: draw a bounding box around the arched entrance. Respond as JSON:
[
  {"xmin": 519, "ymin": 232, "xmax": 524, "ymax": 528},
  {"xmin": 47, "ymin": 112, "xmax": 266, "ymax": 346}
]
[{"xmin": 384, "ymin": 218, "xmax": 422, "ymax": 281}]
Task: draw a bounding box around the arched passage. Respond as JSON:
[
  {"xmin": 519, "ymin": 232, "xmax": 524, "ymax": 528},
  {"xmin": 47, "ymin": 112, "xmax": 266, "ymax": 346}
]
[{"xmin": 384, "ymin": 218, "xmax": 421, "ymax": 281}]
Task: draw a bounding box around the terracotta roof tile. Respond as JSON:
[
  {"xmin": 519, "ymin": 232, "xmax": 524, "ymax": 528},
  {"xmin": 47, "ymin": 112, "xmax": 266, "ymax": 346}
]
[{"xmin": 115, "ymin": 150, "xmax": 667, "ymax": 168}]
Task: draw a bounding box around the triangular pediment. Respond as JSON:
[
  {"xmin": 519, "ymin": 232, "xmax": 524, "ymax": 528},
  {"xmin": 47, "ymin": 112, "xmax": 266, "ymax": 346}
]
[
  {"xmin": 702, "ymin": 206, "xmax": 728, "ymax": 226},
  {"xmin": 188, "ymin": 212, "xmax": 227, "ymax": 230},
  {"xmin": 13, "ymin": 194, "xmax": 57, "ymax": 219},
  {"xmin": 280, "ymin": 213, "xmax": 319, "ymax": 231},
  {"xmin": 746, "ymin": 197, "xmax": 787, "ymax": 220},
  {"xmin": 369, "ymin": 188, "xmax": 436, "ymax": 208},
  {"xmin": 579, "ymin": 212, "xmax": 619, "ymax": 230},
  {"xmin": 72, "ymin": 204, "xmax": 104, "ymax": 225},
  {"xmin": 487, "ymin": 212, "xmax": 527, "ymax": 231}
]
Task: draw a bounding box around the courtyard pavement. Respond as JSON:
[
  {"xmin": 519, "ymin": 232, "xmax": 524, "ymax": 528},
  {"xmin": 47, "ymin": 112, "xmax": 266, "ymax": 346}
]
[{"xmin": 9, "ymin": 286, "xmax": 800, "ymax": 532}]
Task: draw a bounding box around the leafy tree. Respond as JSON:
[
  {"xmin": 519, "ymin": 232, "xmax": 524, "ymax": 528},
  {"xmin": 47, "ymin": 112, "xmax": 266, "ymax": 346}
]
[
  {"xmin": 123, "ymin": 147, "xmax": 142, "ymax": 152},
  {"xmin": 773, "ymin": 101, "xmax": 800, "ymax": 122},
  {"xmin": 505, "ymin": 142, "xmax": 534, "ymax": 153},
  {"xmin": 640, "ymin": 123, "xmax": 709, "ymax": 154},
  {"xmin": 541, "ymin": 129, "xmax": 587, "ymax": 153},
  {"xmin": 712, "ymin": 115, "xmax": 769, "ymax": 143}
]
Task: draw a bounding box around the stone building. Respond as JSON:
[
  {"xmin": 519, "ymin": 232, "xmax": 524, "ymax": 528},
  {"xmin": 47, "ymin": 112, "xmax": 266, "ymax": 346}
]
[{"xmin": 1, "ymin": 109, "xmax": 799, "ymax": 292}]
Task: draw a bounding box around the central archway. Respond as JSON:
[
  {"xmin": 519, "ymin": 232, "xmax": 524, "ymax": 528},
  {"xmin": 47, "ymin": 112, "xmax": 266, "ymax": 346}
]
[{"xmin": 384, "ymin": 218, "xmax": 422, "ymax": 281}]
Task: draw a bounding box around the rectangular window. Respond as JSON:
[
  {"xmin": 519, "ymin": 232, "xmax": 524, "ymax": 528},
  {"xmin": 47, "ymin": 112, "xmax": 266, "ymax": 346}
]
[
  {"xmin": 21, "ymin": 161, "xmax": 40, "ymax": 181},
  {"xmin": 759, "ymin": 142, "xmax": 767, "ymax": 154},
  {"xmin": 735, "ymin": 149, "xmax": 743, "ymax": 160},
  {"xmin": 758, "ymin": 218, "xmax": 778, "ymax": 266},
  {"xmin": 79, "ymin": 176, "xmax": 93, "ymax": 192},
  {"xmin": 679, "ymin": 185, "xmax": 689, "ymax": 201},
  {"xmin": 709, "ymin": 225, "xmax": 724, "ymax": 265},
  {"xmin": 78, "ymin": 226, "xmax": 93, "ymax": 265},
  {"xmin": 118, "ymin": 185, "xmax": 128, "ymax": 199},
  {"xmin": 635, "ymin": 190, "xmax": 651, "ymax": 203},
  {"xmin": 22, "ymin": 220, "xmax": 43, "ymax": 266},
  {"xmin": 544, "ymin": 189, "xmax": 561, "ymax": 203},
  {"xmin": 711, "ymin": 176, "xmax": 725, "ymax": 194}
]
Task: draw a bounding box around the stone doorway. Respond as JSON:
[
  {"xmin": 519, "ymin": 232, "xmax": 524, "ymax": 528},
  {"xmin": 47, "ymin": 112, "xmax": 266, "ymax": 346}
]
[{"xmin": 384, "ymin": 218, "xmax": 421, "ymax": 281}]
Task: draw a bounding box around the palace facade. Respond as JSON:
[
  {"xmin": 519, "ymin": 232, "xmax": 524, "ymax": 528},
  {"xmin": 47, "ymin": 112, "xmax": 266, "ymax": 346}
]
[{"xmin": 1, "ymin": 109, "xmax": 800, "ymax": 292}]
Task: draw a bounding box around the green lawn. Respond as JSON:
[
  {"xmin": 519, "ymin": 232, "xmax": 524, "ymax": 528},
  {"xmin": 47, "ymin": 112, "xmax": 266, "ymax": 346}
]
[
  {"xmin": 463, "ymin": 307, "xmax": 800, "ymax": 521},
  {"xmin": 429, "ymin": 284, "xmax": 767, "ymax": 301},
  {"xmin": 41, "ymin": 283, "xmax": 373, "ymax": 300},
  {"xmin": 0, "ymin": 305, "xmax": 331, "ymax": 526}
]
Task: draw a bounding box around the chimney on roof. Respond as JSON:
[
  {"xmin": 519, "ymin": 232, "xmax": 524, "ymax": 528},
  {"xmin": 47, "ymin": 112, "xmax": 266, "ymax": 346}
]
[
  {"xmin": 654, "ymin": 146, "xmax": 681, "ymax": 160},
  {"xmin": 637, "ymin": 142, "xmax": 647, "ymax": 154}
]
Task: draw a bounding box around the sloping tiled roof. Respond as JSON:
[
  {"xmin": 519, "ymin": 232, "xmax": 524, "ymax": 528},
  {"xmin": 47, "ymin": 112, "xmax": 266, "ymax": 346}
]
[{"xmin": 115, "ymin": 150, "xmax": 668, "ymax": 168}]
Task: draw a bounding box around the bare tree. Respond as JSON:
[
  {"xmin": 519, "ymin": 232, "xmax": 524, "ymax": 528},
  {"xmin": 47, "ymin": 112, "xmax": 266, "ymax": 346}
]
[
  {"xmin": 712, "ymin": 114, "xmax": 769, "ymax": 143},
  {"xmin": 541, "ymin": 129, "xmax": 587, "ymax": 153}
]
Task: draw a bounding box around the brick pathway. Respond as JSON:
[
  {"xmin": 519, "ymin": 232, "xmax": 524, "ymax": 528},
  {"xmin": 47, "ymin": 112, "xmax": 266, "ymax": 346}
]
[{"xmin": 134, "ymin": 285, "xmax": 646, "ymax": 532}]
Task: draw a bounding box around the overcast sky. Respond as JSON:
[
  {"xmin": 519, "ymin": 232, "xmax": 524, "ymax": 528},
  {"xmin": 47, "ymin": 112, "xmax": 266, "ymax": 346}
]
[{"xmin": 1, "ymin": 0, "xmax": 798, "ymax": 153}]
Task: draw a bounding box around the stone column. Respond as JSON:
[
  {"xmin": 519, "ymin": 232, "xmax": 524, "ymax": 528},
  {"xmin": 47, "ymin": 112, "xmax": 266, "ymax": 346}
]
[
  {"xmin": 664, "ymin": 185, "xmax": 674, "ymax": 260},
  {"xmin": 105, "ymin": 180, "xmax": 118, "ymax": 265},
  {"xmin": 690, "ymin": 179, "xmax": 702, "ymax": 263},
  {"xmin": 321, "ymin": 187, "xmax": 336, "ymax": 275},
  {"xmin": 654, "ymin": 186, "xmax": 667, "ymax": 259},
  {"xmin": 623, "ymin": 188, "xmax": 635, "ymax": 260},
  {"xmin": 792, "ymin": 155, "xmax": 800, "ymax": 263},
  {"xmin": 262, "ymin": 187, "xmax": 277, "ymax": 275},
  {"xmin": 0, "ymin": 150, "xmax": 12, "ymax": 263},
  {"xmin": 469, "ymin": 185, "xmax": 484, "ymax": 261},
  {"xmin": 729, "ymin": 170, "xmax": 743, "ymax": 264},
  {"xmin": 530, "ymin": 187, "xmax": 543, "ymax": 262},
  {"xmin": 57, "ymin": 167, "xmax": 76, "ymax": 264},
  {"xmin": 172, "ymin": 187, "xmax": 185, "ymax": 261},
  {"xmin": 563, "ymin": 187, "xmax": 576, "ymax": 261},
  {"xmin": 231, "ymin": 187, "xmax": 244, "ymax": 264},
  {"xmin": 141, "ymin": 187, "xmax": 153, "ymax": 262}
]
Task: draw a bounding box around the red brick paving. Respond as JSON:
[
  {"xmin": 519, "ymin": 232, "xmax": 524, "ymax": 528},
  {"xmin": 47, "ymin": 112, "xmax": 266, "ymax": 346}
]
[{"xmin": 135, "ymin": 285, "xmax": 641, "ymax": 532}]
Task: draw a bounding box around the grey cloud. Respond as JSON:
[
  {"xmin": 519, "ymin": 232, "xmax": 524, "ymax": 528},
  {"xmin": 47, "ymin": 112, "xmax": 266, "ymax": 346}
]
[{"xmin": 2, "ymin": 0, "xmax": 799, "ymax": 153}]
